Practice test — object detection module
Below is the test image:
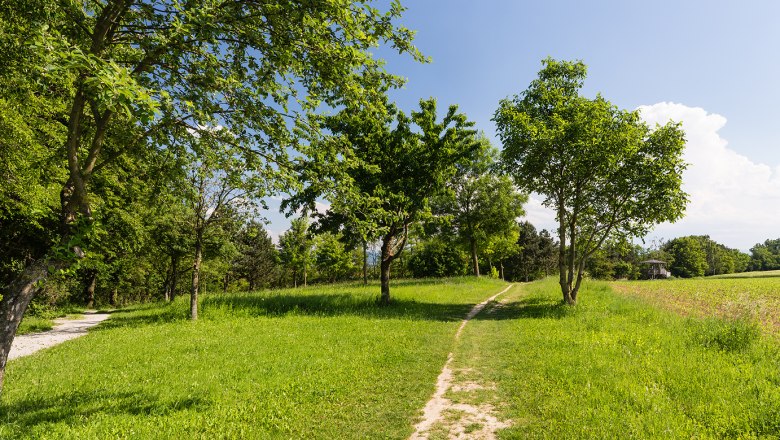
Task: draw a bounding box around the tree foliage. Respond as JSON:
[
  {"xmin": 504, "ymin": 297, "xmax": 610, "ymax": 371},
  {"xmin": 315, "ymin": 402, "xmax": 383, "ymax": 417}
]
[{"xmin": 494, "ymin": 58, "xmax": 688, "ymax": 304}]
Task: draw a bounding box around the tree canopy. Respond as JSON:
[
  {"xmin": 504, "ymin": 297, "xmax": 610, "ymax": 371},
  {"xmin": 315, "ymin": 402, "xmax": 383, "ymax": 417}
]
[{"xmin": 494, "ymin": 58, "xmax": 688, "ymax": 304}]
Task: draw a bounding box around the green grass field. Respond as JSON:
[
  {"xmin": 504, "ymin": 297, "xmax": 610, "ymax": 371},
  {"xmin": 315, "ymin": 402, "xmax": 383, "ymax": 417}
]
[
  {"xmin": 4, "ymin": 276, "xmax": 780, "ymax": 439},
  {"xmin": 0, "ymin": 278, "xmax": 507, "ymax": 439},
  {"xmin": 450, "ymin": 278, "xmax": 780, "ymax": 438}
]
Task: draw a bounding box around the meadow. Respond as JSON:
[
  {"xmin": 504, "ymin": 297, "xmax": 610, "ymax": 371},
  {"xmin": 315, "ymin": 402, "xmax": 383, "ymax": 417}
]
[
  {"xmin": 0, "ymin": 278, "xmax": 506, "ymax": 439},
  {"xmin": 449, "ymin": 278, "xmax": 780, "ymax": 438},
  {"xmin": 4, "ymin": 276, "xmax": 780, "ymax": 439},
  {"xmin": 613, "ymin": 275, "xmax": 780, "ymax": 334}
]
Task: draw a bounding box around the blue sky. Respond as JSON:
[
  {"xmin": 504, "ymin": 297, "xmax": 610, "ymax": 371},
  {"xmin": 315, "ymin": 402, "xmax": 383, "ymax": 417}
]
[{"xmin": 267, "ymin": 0, "xmax": 780, "ymax": 251}]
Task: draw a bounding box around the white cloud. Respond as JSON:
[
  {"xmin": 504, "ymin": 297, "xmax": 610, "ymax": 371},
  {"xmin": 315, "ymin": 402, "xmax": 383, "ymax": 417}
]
[
  {"xmin": 639, "ymin": 102, "xmax": 780, "ymax": 251},
  {"xmin": 516, "ymin": 102, "xmax": 780, "ymax": 251}
]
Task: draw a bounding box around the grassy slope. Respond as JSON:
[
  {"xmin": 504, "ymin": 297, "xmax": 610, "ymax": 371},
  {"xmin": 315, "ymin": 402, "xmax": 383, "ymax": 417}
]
[
  {"xmin": 451, "ymin": 279, "xmax": 780, "ymax": 439},
  {"xmin": 0, "ymin": 278, "xmax": 506, "ymax": 439}
]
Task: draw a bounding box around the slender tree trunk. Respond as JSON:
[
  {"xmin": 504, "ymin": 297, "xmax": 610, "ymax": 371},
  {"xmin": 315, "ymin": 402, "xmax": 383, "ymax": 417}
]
[
  {"xmin": 222, "ymin": 273, "xmax": 229, "ymax": 293},
  {"xmin": 0, "ymin": 259, "xmax": 49, "ymax": 398},
  {"xmin": 558, "ymin": 200, "xmax": 572, "ymax": 304},
  {"xmin": 362, "ymin": 240, "xmax": 368, "ymax": 285},
  {"xmin": 470, "ymin": 238, "xmax": 480, "ymax": 277},
  {"xmin": 84, "ymin": 270, "xmax": 97, "ymax": 308},
  {"xmin": 191, "ymin": 233, "xmax": 203, "ymax": 320},
  {"xmin": 293, "ymin": 269, "xmax": 298, "ymax": 288},
  {"xmin": 303, "ymin": 266, "xmax": 307, "ymax": 287},
  {"xmin": 500, "ymin": 262, "xmax": 505, "ymax": 281},
  {"xmin": 572, "ymin": 258, "xmax": 586, "ymax": 302}
]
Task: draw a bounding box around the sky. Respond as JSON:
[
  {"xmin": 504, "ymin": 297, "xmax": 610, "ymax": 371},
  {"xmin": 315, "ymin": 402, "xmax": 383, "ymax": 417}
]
[{"xmin": 266, "ymin": 0, "xmax": 780, "ymax": 252}]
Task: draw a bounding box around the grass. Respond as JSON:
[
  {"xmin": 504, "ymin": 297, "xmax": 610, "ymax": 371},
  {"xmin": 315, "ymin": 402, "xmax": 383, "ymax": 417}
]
[
  {"xmin": 709, "ymin": 269, "xmax": 780, "ymax": 279},
  {"xmin": 448, "ymin": 278, "xmax": 780, "ymax": 438},
  {"xmin": 17, "ymin": 305, "xmax": 86, "ymax": 335},
  {"xmin": 612, "ymin": 277, "xmax": 780, "ymax": 334},
  {"xmin": 1, "ymin": 277, "xmax": 507, "ymax": 439}
]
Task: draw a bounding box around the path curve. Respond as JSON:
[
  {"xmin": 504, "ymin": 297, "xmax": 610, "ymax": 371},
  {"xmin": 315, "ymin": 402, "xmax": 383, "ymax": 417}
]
[
  {"xmin": 8, "ymin": 311, "xmax": 111, "ymax": 361},
  {"xmin": 410, "ymin": 284, "xmax": 513, "ymax": 439}
]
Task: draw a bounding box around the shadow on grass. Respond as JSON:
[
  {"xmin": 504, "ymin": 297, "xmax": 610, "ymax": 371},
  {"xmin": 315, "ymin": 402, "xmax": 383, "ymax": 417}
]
[
  {"xmin": 475, "ymin": 296, "xmax": 575, "ymax": 321},
  {"xmin": 0, "ymin": 390, "xmax": 208, "ymax": 431},
  {"xmin": 201, "ymin": 293, "xmax": 478, "ymax": 322}
]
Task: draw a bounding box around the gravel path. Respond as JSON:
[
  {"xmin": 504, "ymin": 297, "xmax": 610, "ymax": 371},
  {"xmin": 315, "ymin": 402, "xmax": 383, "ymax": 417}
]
[{"xmin": 8, "ymin": 311, "xmax": 111, "ymax": 361}]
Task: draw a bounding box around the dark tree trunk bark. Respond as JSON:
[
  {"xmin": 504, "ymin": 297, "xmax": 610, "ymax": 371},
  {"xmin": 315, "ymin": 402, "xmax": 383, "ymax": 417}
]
[
  {"xmin": 558, "ymin": 199, "xmax": 573, "ymax": 304},
  {"xmin": 169, "ymin": 255, "xmax": 179, "ymax": 301},
  {"xmin": 84, "ymin": 270, "xmax": 97, "ymax": 308},
  {"xmin": 380, "ymin": 255, "xmax": 392, "ymax": 306},
  {"xmin": 0, "ymin": 259, "xmax": 48, "ymax": 398},
  {"xmin": 470, "ymin": 238, "xmax": 480, "ymax": 277},
  {"xmin": 191, "ymin": 233, "xmax": 203, "ymax": 320}
]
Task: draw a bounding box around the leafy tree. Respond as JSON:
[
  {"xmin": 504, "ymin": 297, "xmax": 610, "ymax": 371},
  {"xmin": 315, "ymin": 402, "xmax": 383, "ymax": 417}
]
[
  {"xmin": 233, "ymin": 221, "xmax": 278, "ymax": 291},
  {"xmin": 0, "ymin": 0, "xmax": 422, "ymax": 396},
  {"xmin": 314, "ymin": 232, "xmax": 356, "ymax": 283},
  {"xmin": 505, "ymin": 221, "xmax": 557, "ymax": 282},
  {"xmin": 664, "ymin": 237, "xmax": 708, "ymax": 278},
  {"xmin": 585, "ymin": 237, "xmax": 642, "ymax": 280},
  {"xmin": 407, "ymin": 239, "xmax": 469, "ymax": 278},
  {"xmin": 433, "ymin": 138, "xmax": 527, "ymax": 276},
  {"xmin": 494, "ymin": 58, "xmax": 688, "ymax": 304},
  {"xmin": 290, "ymin": 98, "xmax": 478, "ymax": 304},
  {"xmin": 279, "ymin": 217, "xmax": 314, "ymax": 288},
  {"xmin": 749, "ymin": 239, "xmax": 780, "ymax": 271}
]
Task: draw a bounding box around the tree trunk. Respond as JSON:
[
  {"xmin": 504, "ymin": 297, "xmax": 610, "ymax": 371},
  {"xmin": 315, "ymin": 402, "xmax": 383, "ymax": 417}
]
[
  {"xmin": 84, "ymin": 270, "xmax": 97, "ymax": 308},
  {"xmin": 303, "ymin": 266, "xmax": 307, "ymax": 287},
  {"xmin": 470, "ymin": 238, "xmax": 480, "ymax": 277},
  {"xmin": 380, "ymin": 256, "xmax": 392, "ymax": 306},
  {"xmin": 558, "ymin": 201, "xmax": 573, "ymax": 304},
  {"xmin": 191, "ymin": 234, "xmax": 203, "ymax": 320},
  {"xmin": 362, "ymin": 240, "xmax": 368, "ymax": 285},
  {"xmin": 500, "ymin": 262, "xmax": 505, "ymax": 281},
  {"xmin": 0, "ymin": 259, "xmax": 48, "ymax": 398}
]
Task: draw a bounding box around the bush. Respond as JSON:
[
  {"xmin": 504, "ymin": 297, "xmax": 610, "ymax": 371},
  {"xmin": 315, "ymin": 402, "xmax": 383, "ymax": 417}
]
[
  {"xmin": 688, "ymin": 318, "xmax": 761, "ymax": 352},
  {"xmin": 408, "ymin": 240, "xmax": 469, "ymax": 278}
]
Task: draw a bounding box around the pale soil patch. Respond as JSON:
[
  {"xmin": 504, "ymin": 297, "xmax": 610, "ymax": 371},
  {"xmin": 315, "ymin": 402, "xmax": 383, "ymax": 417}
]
[
  {"xmin": 409, "ymin": 285, "xmax": 513, "ymax": 440},
  {"xmin": 8, "ymin": 311, "xmax": 111, "ymax": 360}
]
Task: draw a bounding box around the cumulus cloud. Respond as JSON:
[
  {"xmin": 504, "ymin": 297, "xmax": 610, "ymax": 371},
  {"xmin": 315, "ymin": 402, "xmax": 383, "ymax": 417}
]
[
  {"xmin": 638, "ymin": 102, "xmax": 780, "ymax": 250},
  {"xmin": 517, "ymin": 102, "xmax": 780, "ymax": 251}
]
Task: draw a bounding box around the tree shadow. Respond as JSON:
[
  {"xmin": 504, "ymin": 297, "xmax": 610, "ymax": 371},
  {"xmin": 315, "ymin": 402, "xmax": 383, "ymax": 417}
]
[
  {"xmin": 201, "ymin": 293, "xmax": 477, "ymax": 323},
  {"xmin": 0, "ymin": 389, "xmax": 208, "ymax": 432},
  {"xmin": 474, "ymin": 296, "xmax": 575, "ymax": 321}
]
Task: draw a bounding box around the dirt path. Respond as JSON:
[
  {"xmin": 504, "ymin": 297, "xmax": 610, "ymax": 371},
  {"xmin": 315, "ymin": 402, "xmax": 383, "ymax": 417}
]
[
  {"xmin": 8, "ymin": 311, "xmax": 111, "ymax": 361},
  {"xmin": 409, "ymin": 284, "xmax": 513, "ymax": 440}
]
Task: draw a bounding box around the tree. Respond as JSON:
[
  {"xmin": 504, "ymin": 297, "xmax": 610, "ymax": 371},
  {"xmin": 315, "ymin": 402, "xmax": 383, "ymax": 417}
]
[
  {"xmin": 0, "ymin": 0, "xmax": 423, "ymax": 397},
  {"xmin": 279, "ymin": 217, "xmax": 314, "ymax": 288},
  {"xmin": 505, "ymin": 222, "xmax": 557, "ymax": 282},
  {"xmin": 494, "ymin": 58, "xmax": 688, "ymax": 304},
  {"xmin": 289, "ymin": 98, "xmax": 478, "ymax": 304},
  {"xmin": 664, "ymin": 237, "xmax": 707, "ymax": 278},
  {"xmin": 433, "ymin": 138, "xmax": 527, "ymax": 276},
  {"xmin": 749, "ymin": 239, "xmax": 780, "ymax": 271},
  {"xmin": 233, "ymin": 221, "xmax": 278, "ymax": 291},
  {"xmin": 407, "ymin": 238, "xmax": 469, "ymax": 278},
  {"xmin": 314, "ymin": 232, "xmax": 356, "ymax": 283}
]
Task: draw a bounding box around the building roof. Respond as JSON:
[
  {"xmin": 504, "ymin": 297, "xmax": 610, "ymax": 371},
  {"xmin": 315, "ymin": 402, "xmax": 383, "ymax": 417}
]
[{"xmin": 640, "ymin": 259, "xmax": 667, "ymax": 264}]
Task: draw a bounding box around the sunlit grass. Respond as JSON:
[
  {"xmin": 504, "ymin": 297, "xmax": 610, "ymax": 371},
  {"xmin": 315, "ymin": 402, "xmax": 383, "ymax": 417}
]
[
  {"xmin": 1, "ymin": 277, "xmax": 506, "ymax": 439},
  {"xmin": 451, "ymin": 278, "xmax": 780, "ymax": 438}
]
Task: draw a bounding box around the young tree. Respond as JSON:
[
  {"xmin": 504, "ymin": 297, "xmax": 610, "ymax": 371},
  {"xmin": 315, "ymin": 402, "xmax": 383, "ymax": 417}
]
[
  {"xmin": 433, "ymin": 139, "xmax": 527, "ymax": 276},
  {"xmin": 233, "ymin": 221, "xmax": 278, "ymax": 291},
  {"xmin": 289, "ymin": 98, "xmax": 478, "ymax": 304},
  {"xmin": 279, "ymin": 217, "xmax": 314, "ymax": 288},
  {"xmin": 314, "ymin": 232, "xmax": 356, "ymax": 283},
  {"xmin": 494, "ymin": 58, "xmax": 688, "ymax": 304},
  {"xmin": 0, "ymin": 0, "xmax": 423, "ymax": 395}
]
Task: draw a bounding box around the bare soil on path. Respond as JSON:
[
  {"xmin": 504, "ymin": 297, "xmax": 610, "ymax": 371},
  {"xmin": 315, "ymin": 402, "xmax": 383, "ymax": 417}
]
[
  {"xmin": 409, "ymin": 284, "xmax": 513, "ymax": 440},
  {"xmin": 8, "ymin": 311, "xmax": 111, "ymax": 361}
]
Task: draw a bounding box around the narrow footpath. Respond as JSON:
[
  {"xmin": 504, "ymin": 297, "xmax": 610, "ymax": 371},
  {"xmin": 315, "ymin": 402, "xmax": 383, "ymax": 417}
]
[
  {"xmin": 409, "ymin": 284, "xmax": 513, "ymax": 440},
  {"xmin": 8, "ymin": 311, "xmax": 111, "ymax": 361}
]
